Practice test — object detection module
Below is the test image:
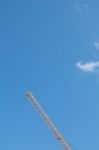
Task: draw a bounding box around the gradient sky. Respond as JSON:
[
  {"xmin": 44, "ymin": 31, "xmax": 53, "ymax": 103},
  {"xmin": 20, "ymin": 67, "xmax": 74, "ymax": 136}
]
[{"xmin": 0, "ymin": 0, "xmax": 99, "ymax": 150}]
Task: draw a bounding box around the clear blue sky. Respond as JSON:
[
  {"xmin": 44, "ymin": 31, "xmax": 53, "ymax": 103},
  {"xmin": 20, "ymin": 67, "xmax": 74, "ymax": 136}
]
[{"xmin": 0, "ymin": 0, "xmax": 99, "ymax": 150}]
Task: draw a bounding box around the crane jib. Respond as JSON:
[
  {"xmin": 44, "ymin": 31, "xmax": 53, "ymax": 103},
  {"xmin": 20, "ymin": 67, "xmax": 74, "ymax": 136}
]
[{"xmin": 25, "ymin": 91, "xmax": 71, "ymax": 150}]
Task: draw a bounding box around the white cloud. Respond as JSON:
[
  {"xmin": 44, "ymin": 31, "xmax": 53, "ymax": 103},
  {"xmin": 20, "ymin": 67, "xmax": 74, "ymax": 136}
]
[
  {"xmin": 75, "ymin": 1, "xmax": 89, "ymax": 14},
  {"xmin": 76, "ymin": 61, "xmax": 99, "ymax": 72},
  {"xmin": 94, "ymin": 42, "xmax": 99, "ymax": 50}
]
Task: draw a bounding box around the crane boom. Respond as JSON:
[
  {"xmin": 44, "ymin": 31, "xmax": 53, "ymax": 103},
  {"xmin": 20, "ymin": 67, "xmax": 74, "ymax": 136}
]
[{"xmin": 25, "ymin": 91, "xmax": 71, "ymax": 150}]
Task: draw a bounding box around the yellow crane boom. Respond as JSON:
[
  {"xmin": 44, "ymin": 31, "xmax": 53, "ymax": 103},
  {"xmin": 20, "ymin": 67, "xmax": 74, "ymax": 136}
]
[{"xmin": 25, "ymin": 91, "xmax": 71, "ymax": 150}]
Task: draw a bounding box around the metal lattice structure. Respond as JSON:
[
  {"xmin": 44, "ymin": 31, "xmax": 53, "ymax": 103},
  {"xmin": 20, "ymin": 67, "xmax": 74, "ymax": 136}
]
[{"xmin": 25, "ymin": 91, "xmax": 71, "ymax": 150}]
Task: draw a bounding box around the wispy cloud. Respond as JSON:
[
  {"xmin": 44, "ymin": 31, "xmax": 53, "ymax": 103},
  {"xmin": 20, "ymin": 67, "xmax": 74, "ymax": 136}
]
[
  {"xmin": 75, "ymin": 1, "xmax": 89, "ymax": 14},
  {"xmin": 94, "ymin": 41, "xmax": 99, "ymax": 50},
  {"xmin": 76, "ymin": 61, "xmax": 99, "ymax": 72}
]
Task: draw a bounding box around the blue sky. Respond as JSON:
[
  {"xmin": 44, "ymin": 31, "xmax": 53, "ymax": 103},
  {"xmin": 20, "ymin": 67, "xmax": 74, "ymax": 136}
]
[{"xmin": 0, "ymin": 0, "xmax": 99, "ymax": 150}]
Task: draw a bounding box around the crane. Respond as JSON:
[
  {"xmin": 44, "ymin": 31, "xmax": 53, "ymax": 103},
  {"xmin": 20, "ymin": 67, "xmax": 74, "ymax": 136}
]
[{"xmin": 25, "ymin": 91, "xmax": 71, "ymax": 150}]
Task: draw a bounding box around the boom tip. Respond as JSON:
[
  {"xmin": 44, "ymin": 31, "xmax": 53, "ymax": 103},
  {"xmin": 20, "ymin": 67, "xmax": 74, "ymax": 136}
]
[{"xmin": 25, "ymin": 91, "xmax": 32, "ymax": 97}]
